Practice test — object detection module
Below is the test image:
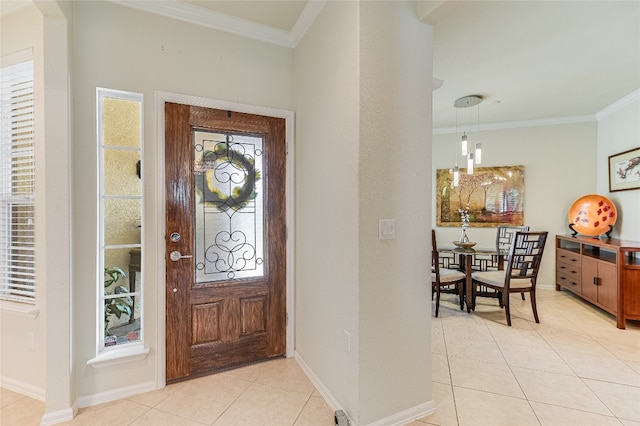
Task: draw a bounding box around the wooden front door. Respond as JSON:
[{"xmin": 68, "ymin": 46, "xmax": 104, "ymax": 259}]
[{"xmin": 165, "ymin": 102, "xmax": 286, "ymax": 383}]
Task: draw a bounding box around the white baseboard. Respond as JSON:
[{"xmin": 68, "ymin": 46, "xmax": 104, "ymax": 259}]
[
  {"xmin": 0, "ymin": 375, "xmax": 45, "ymax": 401},
  {"xmin": 40, "ymin": 404, "xmax": 77, "ymax": 426},
  {"xmin": 294, "ymin": 351, "xmax": 343, "ymax": 412},
  {"xmin": 294, "ymin": 352, "xmax": 437, "ymax": 426},
  {"xmin": 367, "ymin": 401, "xmax": 437, "ymax": 426},
  {"xmin": 76, "ymin": 380, "xmax": 158, "ymax": 408}
]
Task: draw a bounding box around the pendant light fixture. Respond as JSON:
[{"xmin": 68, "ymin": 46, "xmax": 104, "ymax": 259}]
[
  {"xmin": 474, "ymin": 97, "xmax": 482, "ymax": 164},
  {"xmin": 453, "ymin": 94, "xmax": 483, "ymax": 183},
  {"xmin": 475, "ymin": 143, "xmax": 482, "ymax": 164},
  {"xmin": 461, "ymin": 133, "xmax": 468, "ymax": 156},
  {"xmin": 453, "ymin": 164, "xmax": 460, "ymax": 187}
]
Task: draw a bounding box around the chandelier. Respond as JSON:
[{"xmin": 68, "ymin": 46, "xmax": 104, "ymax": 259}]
[{"xmin": 452, "ymin": 95, "xmax": 483, "ymax": 187}]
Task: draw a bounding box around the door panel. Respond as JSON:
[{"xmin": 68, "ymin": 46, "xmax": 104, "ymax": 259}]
[
  {"xmin": 597, "ymin": 262, "xmax": 617, "ymax": 312},
  {"xmin": 581, "ymin": 260, "xmax": 598, "ymax": 301},
  {"xmin": 165, "ymin": 103, "xmax": 286, "ymax": 382}
]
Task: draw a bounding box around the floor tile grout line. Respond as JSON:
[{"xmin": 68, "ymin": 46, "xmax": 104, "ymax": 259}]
[
  {"xmin": 125, "ymin": 403, "xmax": 153, "ymax": 426},
  {"xmin": 523, "ymin": 399, "xmax": 624, "ymax": 421},
  {"xmin": 580, "ymin": 377, "xmax": 636, "ymax": 423},
  {"xmin": 450, "ymin": 383, "xmax": 531, "ymax": 403},
  {"xmin": 148, "ymin": 401, "xmax": 214, "ymax": 425},
  {"xmin": 206, "ymin": 382, "xmax": 250, "ymax": 425},
  {"xmin": 439, "ymin": 313, "xmax": 461, "ymax": 426},
  {"xmin": 290, "ymin": 392, "xmax": 314, "ymax": 426}
]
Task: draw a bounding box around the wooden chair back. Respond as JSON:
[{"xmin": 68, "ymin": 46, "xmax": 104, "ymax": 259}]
[
  {"xmin": 496, "ymin": 225, "xmax": 530, "ymax": 256},
  {"xmin": 504, "ymin": 231, "xmax": 548, "ymax": 287}
]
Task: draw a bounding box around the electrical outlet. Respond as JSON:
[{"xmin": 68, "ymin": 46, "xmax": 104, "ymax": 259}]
[
  {"xmin": 343, "ymin": 330, "xmax": 351, "ymax": 353},
  {"xmin": 26, "ymin": 332, "xmax": 35, "ymax": 350}
]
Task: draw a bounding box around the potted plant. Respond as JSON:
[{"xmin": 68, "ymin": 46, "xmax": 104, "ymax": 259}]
[{"xmin": 104, "ymin": 266, "xmax": 133, "ymax": 341}]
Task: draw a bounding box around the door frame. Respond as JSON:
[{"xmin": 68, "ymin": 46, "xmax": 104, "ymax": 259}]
[{"xmin": 154, "ymin": 91, "xmax": 295, "ymax": 386}]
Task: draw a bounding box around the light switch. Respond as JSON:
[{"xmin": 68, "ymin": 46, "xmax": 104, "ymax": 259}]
[{"xmin": 378, "ymin": 219, "xmax": 396, "ymax": 240}]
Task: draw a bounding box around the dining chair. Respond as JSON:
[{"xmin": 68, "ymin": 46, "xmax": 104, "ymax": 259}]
[
  {"xmin": 496, "ymin": 225, "xmax": 530, "ymax": 256},
  {"xmin": 496, "ymin": 225, "xmax": 530, "ymax": 300},
  {"xmin": 432, "ymin": 230, "xmax": 466, "ymax": 317},
  {"xmin": 471, "ymin": 231, "xmax": 548, "ymax": 326}
]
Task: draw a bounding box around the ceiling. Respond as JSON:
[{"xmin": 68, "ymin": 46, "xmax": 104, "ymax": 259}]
[
  {"xmin": 425, "ymin": 1, "xmax": 640, "ymax": 131},
  {"xmin": 4, "ymin": 1, "xmax": 638, "ymax": 130}
]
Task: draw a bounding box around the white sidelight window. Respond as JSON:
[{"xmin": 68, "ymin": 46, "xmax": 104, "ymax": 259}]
[{"xmin": 96, "ymin": 88, "xmax": 144, "ymax": 352}]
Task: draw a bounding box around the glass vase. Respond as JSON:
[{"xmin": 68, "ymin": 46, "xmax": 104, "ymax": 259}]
[{"xmin": 459, "ymin": 227, "xmax": 470, "ymax": 243}]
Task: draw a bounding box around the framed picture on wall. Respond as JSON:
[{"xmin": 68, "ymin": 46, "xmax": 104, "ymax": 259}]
[
  {"xmin": 436, "ymin": 165, "xmax": 525, "ymax": 227},
  {"xmin": 608, "ymin": 147, "xmax": 640, "ymax": 192}
]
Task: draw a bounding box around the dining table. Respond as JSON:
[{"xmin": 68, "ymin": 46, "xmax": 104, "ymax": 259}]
[{"xmin": 438, "ymin": 245, "xmax": 504, "ymax": 312}]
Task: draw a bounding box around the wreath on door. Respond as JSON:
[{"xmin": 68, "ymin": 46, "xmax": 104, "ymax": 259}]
[{"xmin": 194, "ymin": 144, "xmax": 260, "ymax": 212}]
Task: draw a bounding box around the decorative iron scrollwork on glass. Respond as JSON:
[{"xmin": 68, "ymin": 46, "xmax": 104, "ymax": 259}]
[{"xmin": 193, "ymin": 131, "xmax": 264, "ymax": 283}]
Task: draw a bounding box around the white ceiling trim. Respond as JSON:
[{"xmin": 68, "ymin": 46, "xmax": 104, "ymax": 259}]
[
  {"xmin": 108, "ymin": 0, "xmax": 296, "ymax": 47},
  {"xmin": 433, "ymin": 115, "xmax": 596, "ymax": 135},
  {"xmin": 595, "ymin": 89, "xmax": 640, "ymax": 121},
  {"xmin": 290, "ymin": 1, "xmax": 326, "ymax": 47}
]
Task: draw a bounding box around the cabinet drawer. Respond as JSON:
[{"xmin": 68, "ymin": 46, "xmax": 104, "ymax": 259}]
[
  {"xmin": 557, "ymin": 259, "xmax": 580, "ymax": 278},
  {"xmin": 557, "ymin": 249, "xmax": 581, "ymax": 266},
  {"xmin": 556, "ymin": 270, "xmax": 581, "ymax": 290}
]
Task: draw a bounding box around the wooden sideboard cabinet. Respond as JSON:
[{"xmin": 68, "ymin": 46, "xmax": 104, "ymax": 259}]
[{"xmin": 556, "ymin": 235, "xmax": 640, "ymax": 329}]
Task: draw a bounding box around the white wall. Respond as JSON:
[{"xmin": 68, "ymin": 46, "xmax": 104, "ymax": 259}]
[
  {"xmin": 1, "ymin": 2, "xmax": 74, "ymax": 418},
  {"xmin": 40, "ymin": 0, "xmax": 74, "ymax": 416},
  {"xmin": 433, "ymin": 122, "xmax": 598, "ymax": 287},
  {"xmin": 72, "ymin": 0, "xmax": 294, "ymax": 401},
  {"xmin": 295, "ymin": 2, "xmax": 434, "ymax": 424},
  {"xmin": 358, "ymin": 2, "xmax": 433, "ymax": 424},
  {"xmin": 0, "ymin": 5, "xmax": 46, "ymax": 398},
  {"xmin": 293, "ymin": 0, "xmax": 361, "ymax": 417},
  {"xmin": 597, "ymin": 92, "xmax": 640, "ymax": 241}
]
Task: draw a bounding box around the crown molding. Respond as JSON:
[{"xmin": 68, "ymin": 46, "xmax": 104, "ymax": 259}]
[
  {"xmin": 108, "ymin": 0, "xmax": 296, "ymax": 47},
  {"xmin": 291, "ymin": 1, "xmax": 327, "ymax": 46},
  {"xmin": 595, "ymin": 89, "xmax": 640, "ymax": 120},
  {"xmin": 107, "ymin": 1, "xmax": 327, "ymax": 48},
  {"xmin": 433, "ymin": 115, "xmax": 596, "ymax": 135}
]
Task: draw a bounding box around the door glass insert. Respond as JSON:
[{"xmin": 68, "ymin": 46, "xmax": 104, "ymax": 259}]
[{"xmin": 194, "ymin": 131, "xmax": 264, "ymax": 283}]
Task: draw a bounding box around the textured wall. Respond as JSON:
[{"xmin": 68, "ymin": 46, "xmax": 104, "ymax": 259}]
[{"xmin": 358, "ymin": 2, "xmax": 433, "ymax": 424}]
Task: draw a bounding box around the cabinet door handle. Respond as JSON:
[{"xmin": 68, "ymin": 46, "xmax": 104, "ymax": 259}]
[{"xmin": 593, "ymin": 276, "xmax": 599, "ymax": 285}]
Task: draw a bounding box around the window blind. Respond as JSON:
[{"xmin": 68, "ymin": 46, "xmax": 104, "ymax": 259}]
[{"xmin": 0, "ymin": 55, "xmax": 35, "ymax": 303}]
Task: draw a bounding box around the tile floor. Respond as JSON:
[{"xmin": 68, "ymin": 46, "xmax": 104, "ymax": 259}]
[
  {"xmin": 415, "ymin": 288, "xmax": 640, "ymax": 426},
  {"xmin": 1, "ymin": 357, "xmax": 335, "ymax": 426},
  {"xmin": 1, "ymin": 288, "xmax": 639, "ymax": 425}
]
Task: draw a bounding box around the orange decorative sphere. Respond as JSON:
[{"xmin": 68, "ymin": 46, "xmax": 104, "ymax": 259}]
[{"xmin": 568, "ymin": 194, "xmax": 617, "ymax": 237}]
